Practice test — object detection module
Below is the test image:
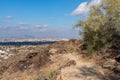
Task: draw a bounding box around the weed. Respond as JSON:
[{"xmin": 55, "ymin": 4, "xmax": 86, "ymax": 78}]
[{"xmin": 48, "ymin": 71, "xmax": 57, "ymax": 80}]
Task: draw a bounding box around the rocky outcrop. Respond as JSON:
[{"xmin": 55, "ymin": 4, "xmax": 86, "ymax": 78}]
[
  {"xmin": 0, "ymin": 50, "xmax": 14, "ymax": 61},
  {"xmin": 102, "ymin": 59, "xmax": 120, "ymax": 74},
  {"xmin": 0, "ymin": 39, "xmax": 120, "ymax": 80}
]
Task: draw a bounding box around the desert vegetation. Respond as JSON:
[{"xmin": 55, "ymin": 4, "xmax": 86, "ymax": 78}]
[{"xmin": 75, "ymin": 0, "xmax": 120, "ymax": 55}]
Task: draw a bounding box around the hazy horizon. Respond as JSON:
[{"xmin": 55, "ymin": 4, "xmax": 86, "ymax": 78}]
[{"xmin": 0, "ymin": 0, "xmax": 100, "ymax": 39}]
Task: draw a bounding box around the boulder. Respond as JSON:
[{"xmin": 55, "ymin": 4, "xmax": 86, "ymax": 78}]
[
  {"xmin": 102, "ymin": 59, "xmax": 120, "ymax": 74},
  {"xmin": 49, "ymin": 48, "xmax": 57, "ymax": 54},
  {"xmin": 102, "ymin": 59, "xmax": 116, "ymax": 70}
]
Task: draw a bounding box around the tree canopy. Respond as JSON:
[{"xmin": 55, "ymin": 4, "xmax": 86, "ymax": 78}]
[{"xmin": 75, "ymin": 0, "xmax": 120, "ymax": 55}]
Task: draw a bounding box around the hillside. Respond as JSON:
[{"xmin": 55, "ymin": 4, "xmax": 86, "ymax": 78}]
[{"xmin": 0, "ymin": 39, "xmax": 120, "ymax": 80}]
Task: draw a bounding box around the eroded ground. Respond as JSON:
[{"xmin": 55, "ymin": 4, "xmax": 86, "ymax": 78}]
[{"xmin": 0, "ymin": 40, "xmax": 120, "ymax": 80}]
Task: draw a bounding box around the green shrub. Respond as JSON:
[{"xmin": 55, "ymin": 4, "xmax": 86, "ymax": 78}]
[
  {"xmin": 48, "ymin": 71, "xmax": 57, "ymax": 80},
  {"xmin": 75, "ymin": 0, "xmax": 120, "ymax": 55},
  {"xmin": 66, "ymin": 44, "xmax": 77, "ymax": 53}
]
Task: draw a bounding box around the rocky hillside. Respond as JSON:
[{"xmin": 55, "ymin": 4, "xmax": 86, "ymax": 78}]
[{"xmin": 0, "ymin": 39, "xmax": 120, "ymax": 80}]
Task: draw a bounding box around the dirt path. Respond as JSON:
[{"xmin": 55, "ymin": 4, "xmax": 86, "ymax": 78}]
[
  {"xmin": 55, "ymin": 53, "xmax": 108, "ymax": 80},
  {"xmin": 0, "ymin": 52, "xmax": 110, "ymax": 80}
]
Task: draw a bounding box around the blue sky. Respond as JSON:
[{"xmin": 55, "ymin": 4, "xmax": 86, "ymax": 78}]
[{"xmin": 0, "ymin": 0, "xmax": 101, "ymax": 39}]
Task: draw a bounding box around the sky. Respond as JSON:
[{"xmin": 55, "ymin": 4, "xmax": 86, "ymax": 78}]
[{"xmin": 0, "ymin": 0, "xmax": 101, "ymax": 39}]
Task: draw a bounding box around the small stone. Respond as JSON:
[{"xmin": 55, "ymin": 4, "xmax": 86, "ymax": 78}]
[
  {"xmin": 49, "ymin": 48, "xmax": 57, "ymax": 54},
  {"xmin": 102, "ymin": 59, "xmax": 116, "ymax": 70},
  {"xmin": 4, "ymin": 56, "xmax": 9, "ymax": 59}
]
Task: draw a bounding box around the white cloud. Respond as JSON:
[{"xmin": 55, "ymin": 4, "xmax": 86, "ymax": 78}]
[
  {"xmin": 34, "ymin": 24, "xmax": 48, "ymax": 32},
  {"xmin": 71, "ymin": 2, "xmax": 89, "ymax": 16},
  {"xmin": 19, "ymin": 27, "xmax": 28, "ymax": 30},
  {"xmin": 39, "ymin": 28, "xmax": 47, "ymax": 32},
  {"xmin": 35, "ymin": 24, "xmax": 48, "ymax": 28},
  {"xmin": 89, "ymin": 0, "xmax": 101, "ymax": 6},
  {"xmin": 19, "ymin": 23, "xmax": 29, "ymax": 26},
  {"xmin": 18, "ymin": 23, "xmax": 30, "ymax": 30},
  {"xmin": 6, "ymin": 16, "xmax": 13, "ymax": 19},
  {"xmin": 43, "ymin": 24, "xmax": 48, "ymax": 27},
  {"xmin": 35, "ymin": 24, "xmax": 41, "ymax": 27},
  {"xmin": 71, "ymin": 0, "xmax": 101, "ymax": 16}
]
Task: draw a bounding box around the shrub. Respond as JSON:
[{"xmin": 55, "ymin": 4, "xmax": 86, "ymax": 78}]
[{"xmin": 75, "ymin": 0, "xmax": 120, "ymax": 55}]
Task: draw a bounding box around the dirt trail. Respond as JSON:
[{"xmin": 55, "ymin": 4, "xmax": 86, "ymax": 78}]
[
  {"xmin": 0, "ymin": 40, "xmax": 118, "ymax": 80},
  {"xmin": 56, "ymin": 53, "xmax": 108, "ymax": 80}
]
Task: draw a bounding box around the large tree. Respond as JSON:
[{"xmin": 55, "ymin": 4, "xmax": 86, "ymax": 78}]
[{"xmin": 75, "ymin": 0, "xmax": 120, "ymax": 54}]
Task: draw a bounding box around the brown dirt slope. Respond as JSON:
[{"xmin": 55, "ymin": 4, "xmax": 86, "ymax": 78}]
[{"xmin": 0, "ymin": 39, "xmax": 119, "ymax": 80}]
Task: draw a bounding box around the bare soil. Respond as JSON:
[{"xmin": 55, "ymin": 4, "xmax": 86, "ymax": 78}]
[{"xmin": 0, "ymin": 39, "xmax": 119, "ymax": 80}]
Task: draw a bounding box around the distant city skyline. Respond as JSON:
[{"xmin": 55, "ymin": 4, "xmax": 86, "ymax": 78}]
[{"xmin": 0, "ymin": 0, "xmax": 101, "ymax": 39}]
